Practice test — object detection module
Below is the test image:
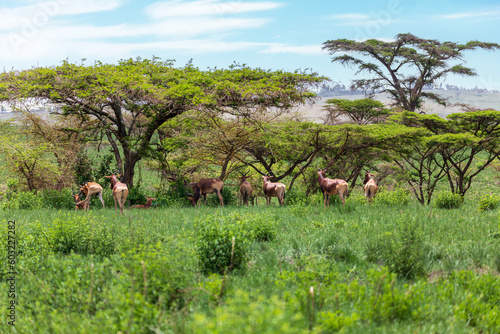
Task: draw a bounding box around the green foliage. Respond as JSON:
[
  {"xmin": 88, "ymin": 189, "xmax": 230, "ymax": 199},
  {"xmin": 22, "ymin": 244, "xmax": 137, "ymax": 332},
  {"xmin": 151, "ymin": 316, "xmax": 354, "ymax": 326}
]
[
  {"xmin": 195, "ymin": 214, "xmax": 251, "ymax": 275},
  {"xmin": 245, "ymin": 213, "xmax": 278, "ymax": 242},
  {"xmin": 478, "ymin": 194, "xmax": 500, "ymax": 211},
  {"xmin": 434, "ymin": 191, "xmax": 464, "ymax": 209},
  {"xmin": 126, "ymin": 185, "xmax": 147, "ymax": 206},
  {"xmin": 2, "ymin": 185, "xmax": 500, "ymax": 332},
  {"xmin": 46, "ymin": 213, "xmax": 115, "ymax": 257},
  {"xmin": 190, "ymin": 290, "xmax": 308, "ymax": 333},
  {"xmin": 119, "ymin": 241, "xmax": 196, "ymax": 309},
  {"xmin": 74, "ymin": 150, "xmax": 94, "ymax": 186},
  {"xmin": 323, "ymin": 98, "xmax": 390, "ymax": 125},
  {"xmin": 40, "ymin": 189, "xmax": 75, "ymax": 209},
  {"xmin": 0, "ymin": 190, "xmax": 43, "ymax": 210},
  {"xmin": 365, "ymin": 220, "xmax": 427, "ymax": 279},
  {"xmin": 208, "ymin": 186, "xmax": 235, "ymax": 206},
  {"xmin": 453, "ymin": 271, "xmax": 500, "ymax": 332},
  {"xmin": 373, "ymin": 188, "xmax": 410, "ymax": 206}
]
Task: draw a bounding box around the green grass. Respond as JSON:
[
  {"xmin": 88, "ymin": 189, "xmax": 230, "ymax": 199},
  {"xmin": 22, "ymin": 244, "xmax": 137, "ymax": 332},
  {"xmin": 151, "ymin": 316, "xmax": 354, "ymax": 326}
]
[{"xmin": 0, "ymin": 195, "xmax": 499, "ymax": 333}]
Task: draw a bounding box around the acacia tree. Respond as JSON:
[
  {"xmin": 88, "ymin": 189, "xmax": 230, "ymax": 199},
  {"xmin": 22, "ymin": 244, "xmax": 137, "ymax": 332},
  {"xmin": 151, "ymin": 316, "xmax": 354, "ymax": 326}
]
[
  {"xmin": 390, "ymin": 110, "xmax": 500, "ymax": 199},
  {"xmin": 322, "ymin": 33, "xmax": 499, "ymax": 112},
  {"xmin": 322, "ymin": 98, "xmax": 390, "ymax": 125},
  {"xmin": 242, "ymin": 121, "xmax": 327, "ymax": 191},
  {"xmin": 319, "ymin": 123, "xmax": 425, "ymax": 190},
  {"xmin": 1, "ymin": 58, "xmax": 324, "ymax": 186}
]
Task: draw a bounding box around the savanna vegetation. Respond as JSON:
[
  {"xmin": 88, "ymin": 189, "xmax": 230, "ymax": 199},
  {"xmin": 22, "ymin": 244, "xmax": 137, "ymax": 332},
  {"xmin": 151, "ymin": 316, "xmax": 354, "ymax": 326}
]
[{"xmin": 0, "ymin": 34, "xmax": 500, "ymax": 333}]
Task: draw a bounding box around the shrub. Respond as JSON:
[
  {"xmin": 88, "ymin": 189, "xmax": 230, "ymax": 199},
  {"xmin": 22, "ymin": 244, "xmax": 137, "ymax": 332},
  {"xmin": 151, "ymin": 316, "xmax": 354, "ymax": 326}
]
[
  {"xmin": 126, "ymin": 185, "xmax": 147, "ymax": 206},
  {"xmin": 478, "ymin": 194, "xmax": 500, "ymax": 212},
  {"xmin": 388, "ymin": 220, "xmax": 427, "ymax": 279},
  {"xmin": 1, "ymin": 190, "xmax": 43, "ymax": 210},
  {"xmin": 190, "ymin": 290, "xmax": 307, "ymax": 333},
  {"xmin": 208, "ymin": 186, "xmax": 235, "ymax": 206},
  {"xmin": 374, "ymin": 188, "xmax": 410, "ymax": 206},
  {"xmin": 119, "ymin": 241, "xmax": 196, "ymax": 309},
  {"xmin": 365, "ymin": 220, "xmax": 426, "ymax": 279},
  {"xmin": 196, "ymin": 214, "xmax": 251, "ymax": 275},
  {"xmin": 434, "ymin": 191, "xmax": 463, "ymax": 209},
  {"xmin": 40, "ymin": 189, "xmax": 75, "ymax": 209},
  {"xmin": 245, "ymin": 214, "xmax": 277, "ymax": 242},
  {"xmin": 73, "ymin": 150, "xmax": 95, "ymax": 186},
  {"xmin": 43, "ymin": 213, "xmax": 115, "ymax": 257}
]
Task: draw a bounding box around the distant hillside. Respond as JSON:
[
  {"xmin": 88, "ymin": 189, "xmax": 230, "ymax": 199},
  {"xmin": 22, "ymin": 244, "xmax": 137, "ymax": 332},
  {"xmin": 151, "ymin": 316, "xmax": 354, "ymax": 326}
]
[
  {"xmin": 1, "ymin": 90, "xmax": 499, "ymax": 123},
  {"xmin": 296, "ymin": 90, "xmax": 500, "ymax": 122}
]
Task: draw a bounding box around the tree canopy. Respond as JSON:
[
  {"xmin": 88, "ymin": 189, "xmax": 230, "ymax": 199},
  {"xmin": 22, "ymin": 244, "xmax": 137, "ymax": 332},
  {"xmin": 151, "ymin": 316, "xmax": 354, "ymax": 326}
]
[
  {"xmin": 0, "ymin": 58, "xmax": 325, "ymax": 186},
  {"xmin": 322, "ymin": 33, "xmax": 499, "ymax": 112}
]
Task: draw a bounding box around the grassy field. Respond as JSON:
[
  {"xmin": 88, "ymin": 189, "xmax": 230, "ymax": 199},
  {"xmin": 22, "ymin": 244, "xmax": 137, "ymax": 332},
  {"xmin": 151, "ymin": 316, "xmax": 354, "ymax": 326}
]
[{"xmin": 0, "ymin": 191, "xmax": 499, "ymax": 333}]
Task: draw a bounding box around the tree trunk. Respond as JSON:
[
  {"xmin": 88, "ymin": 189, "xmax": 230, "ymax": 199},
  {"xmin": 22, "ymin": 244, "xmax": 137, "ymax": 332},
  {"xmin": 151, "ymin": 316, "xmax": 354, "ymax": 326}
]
[{"xmin": 121, "ymin": 152, "xmax": 140, "ymax": 187}]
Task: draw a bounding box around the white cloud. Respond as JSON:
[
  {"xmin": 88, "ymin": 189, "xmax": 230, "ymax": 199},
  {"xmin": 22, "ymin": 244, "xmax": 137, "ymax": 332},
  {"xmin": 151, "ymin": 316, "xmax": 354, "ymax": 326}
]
[
  {"xmin": 261, "ymin": 44, "xmax": 322, "ymax": 55},
  {"xmin": 0, "ymin": 0, "xmax": 308, "ymax": 68},
  {"xmin": 145, "ymin": 0, "xmax": 283, "ymax": 19},
  {"xmin": 436, "ymin": 7, "xmax": 500, "ymax": 20},
  {"xmin": 0, "ymin": 0, "xmax": 123, "ymax": 31}
]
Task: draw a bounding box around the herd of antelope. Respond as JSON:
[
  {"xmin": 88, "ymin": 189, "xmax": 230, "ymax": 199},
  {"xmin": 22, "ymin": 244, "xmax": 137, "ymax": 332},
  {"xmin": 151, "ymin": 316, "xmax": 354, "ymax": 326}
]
[{"xmin": 72, "ymin": 169, "xmax": 378, "ymax": 213}]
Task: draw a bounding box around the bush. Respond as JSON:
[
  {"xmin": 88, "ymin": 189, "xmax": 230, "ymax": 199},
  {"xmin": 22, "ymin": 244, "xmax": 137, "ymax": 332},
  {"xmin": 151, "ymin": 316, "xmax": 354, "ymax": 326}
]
[
  {"xmin": 1, "ymin": 190, "xmax": 43, "ymax": 210},
  {"xmin": 478, "ymin": 194, "xmax": 500, "ymax": 212},
  {"xmin": 208, "ymin": 186, "xmax": 235, "ymax": 206},
  {"xmin": 119, "ymin": 241, "xmax": 196, "ymax": 309},
  {"xmin": 434, "ymin": 191, "xmax": 463, "ymax": 209},
  {"xmin": 374, "ymin": 188, "xmax": 410, "ymax": 206},
  {"xmin": 365, "ymin": 220, "xmax": 426, "ymax": 279},
  {"xmin": 196, "ymin": 214, "xmax": 252, "ymax": 275},
  {"xmin": 40, "ymin": 189, "xmax": 75, "ymax": 209},
  {"xmin": 245, "ymin": 213, "xmax": 277, "ymax": 242},
  {"xmin": 40, "ymin": 213, "xmax": 115, "ymax": 257},
  {"xmin": 126, "ymin": 185, "xmax": 147, "ymax": 206},
  {"xmin": 190, "ymin": 290, "xmax": 307, "ymax": 333}
]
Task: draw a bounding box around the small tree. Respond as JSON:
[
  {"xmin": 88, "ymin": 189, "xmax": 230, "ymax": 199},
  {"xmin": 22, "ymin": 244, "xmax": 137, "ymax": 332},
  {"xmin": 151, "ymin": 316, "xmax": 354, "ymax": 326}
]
[
  {"xmin": 322, "ymin": 98, "xmax": 390, "ymax": 125},
  {"xmin": 322, "ymin": 33, "xmax": 499, "ymax": 112},
  {"xmin": 390, "ymin": 110, "xmax": 500, "ymax": 199}
]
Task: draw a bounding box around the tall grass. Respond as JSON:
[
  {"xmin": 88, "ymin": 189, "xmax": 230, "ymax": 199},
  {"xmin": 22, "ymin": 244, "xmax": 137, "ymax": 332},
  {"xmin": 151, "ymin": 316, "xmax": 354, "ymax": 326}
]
[{"xmin": 0, "ymin": 190, "xmax": 499, "ymax": 333}]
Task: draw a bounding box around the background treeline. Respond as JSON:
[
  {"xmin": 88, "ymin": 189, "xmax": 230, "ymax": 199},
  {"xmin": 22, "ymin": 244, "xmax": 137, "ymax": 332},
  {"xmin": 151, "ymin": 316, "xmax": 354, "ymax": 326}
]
[{"xmin": 1, "ymin": 102, "xmax": 500, "ymax": 209}]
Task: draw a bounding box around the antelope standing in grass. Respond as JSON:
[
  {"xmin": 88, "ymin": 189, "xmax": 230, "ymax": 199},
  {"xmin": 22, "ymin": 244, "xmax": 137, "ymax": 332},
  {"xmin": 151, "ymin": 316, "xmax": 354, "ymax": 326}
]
[
  {"xmin": 104, "ymin": 172, "xmax": 129, "ymax": 214},
  {"xmin": 317, "ymin": 168, "xmax": 348, "ymax": 208},
  {"xmin": 238, "ymin": 172, "xmax": 253, "ymax": 206},
  {"xmin": 78, "ymin": 182, "xmax": 105, "ymax": 210},
  {"xmin": 186, "ymin": 178, "xmax": 224, "ymax": 207},
  {"xmin": 260, "ymin": 174, "xmax": 286, "ymax": 206},
  {"xmin": 363, "ymin": 170, "xmax": 378, "ymax": 204},
  {"xmin": 71, "ymin": 192, "xmax": 89, "ymax": 211},
  {"xmin": 130, "ymin": 196, "xmax": 156, "ymax": 209}
]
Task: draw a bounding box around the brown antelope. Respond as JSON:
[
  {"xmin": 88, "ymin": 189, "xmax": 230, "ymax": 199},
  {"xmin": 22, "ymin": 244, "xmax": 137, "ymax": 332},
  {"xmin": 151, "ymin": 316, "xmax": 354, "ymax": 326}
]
[
  {"xmin": 260, "ymin": 174, "xmax": 286, "ymax": 206},
  {"xmin": 317, "ymin": 168, "xmax": 348, "ymax": 208},
  {"xmin": 238, "ymin": 172, "xmax": 253, "ymax": 206},
  {"xmin": 363, "ymin": 170, "xmax": 378, "ymax": 204},
  {"xmin": 186, "ymin": 178, "xmax": 224, "ymax": 207},
  {"xmin": 130, "ymin": 196, "xmax": 156, "ymax": 209},
  {"xmin": 71, "ymin": 192, "xmax": 89, "ymax": 211},
  {"xmin": 78, "ymin": 182, "xmax": 105, "ymax": 210},
  {"xmin": 104, "ymin": 172, "xmax": 129, "ymax": 214}
]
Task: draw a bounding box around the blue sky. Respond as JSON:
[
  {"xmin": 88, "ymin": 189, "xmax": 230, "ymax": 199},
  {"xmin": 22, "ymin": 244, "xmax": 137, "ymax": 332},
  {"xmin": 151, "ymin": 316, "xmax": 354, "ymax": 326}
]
[{"xmin": 1, "ymin": 0, "xmax": 499, "ymax": 90}]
